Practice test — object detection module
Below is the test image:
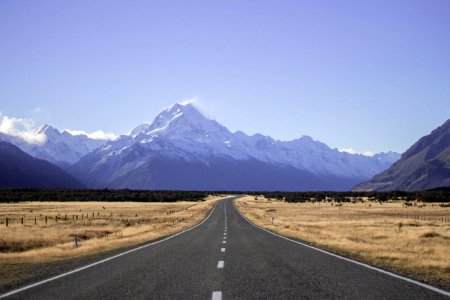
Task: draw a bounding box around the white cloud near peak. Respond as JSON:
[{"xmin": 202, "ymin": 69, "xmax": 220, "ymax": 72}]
[
  {"xmin": 338, "ymin": 148, "xmax": 356, "ymax": 154},
  {"xmin": 179, "ymin": 97, "xmax": 199, "ymax": 106},
  {"xmin": 0, "ymin": 113, "xmax": 47, "ymax": 145},
  {"xmin": 64, "ymin": 129, "xmax": 117, "ymax": 140},
  {"xmin": 0, "ymin": 112, "xmax": 117, "ymax": 143},
  {"xmin": 338, "ymin": 148, "xmax": 375, "ymax": 157}
]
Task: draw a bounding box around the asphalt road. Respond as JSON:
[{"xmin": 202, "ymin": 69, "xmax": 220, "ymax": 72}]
[{"xmin": 2, "ymin": 196, "xmax": 448, "ymax": 299}]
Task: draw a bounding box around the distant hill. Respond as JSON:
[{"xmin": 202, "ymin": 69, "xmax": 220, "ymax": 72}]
[
  {"xmin": 0, "ymin": 141, "xmax": 84, "ymax": 188},
  {"xmin": 354, "ymin": 120, "xmax": 450, "ymax": 191}
]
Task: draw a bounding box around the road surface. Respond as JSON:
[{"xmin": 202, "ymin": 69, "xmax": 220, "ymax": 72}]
[{"xmin": 1, "ymin": 196, "xmax": 448, "ymax": 299}]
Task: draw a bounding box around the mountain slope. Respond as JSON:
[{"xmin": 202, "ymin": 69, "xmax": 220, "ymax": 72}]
[
  {"xmin": 0, "ymin": 125, "xmax": 106, "ymax": 167},
  {"xmin": 354, "ymin": 119, "xmax": 450, "ymax": 191},
  {"xmin": 0, "ymin": 141, "xmax": 84, "ymax": 188},
  {"xmin": 72, "ymin": 103, "xmax": 399, "ymax": 190}
]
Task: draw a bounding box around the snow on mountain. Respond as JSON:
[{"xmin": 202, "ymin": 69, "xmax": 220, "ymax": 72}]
[
  {"xmin": 120, "ymin": 103, "xmax": 398, "ymax": 177},
  {"xmin": 73, "ymin": 102, "xmax": 400, "ymax": 190},
  {"xmin": 0, "ymin": 124, "xmax": 108, "ymax": 167}
]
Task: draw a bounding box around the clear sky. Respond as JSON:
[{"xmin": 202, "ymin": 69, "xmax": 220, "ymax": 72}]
[{"xmin": 0, "ymin": 0, "xmax": 449, "ymax": 154}]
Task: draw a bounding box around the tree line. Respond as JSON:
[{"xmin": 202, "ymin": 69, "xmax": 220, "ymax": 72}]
[
  {"xmin": 244, "ymin": 187, "xmax": 450, "ymax": 203},
  {"xmin": 0, "ymin": 187, "xmax": 448, "ymax": 203},
  {"xmin": 0, "ymin": 189, "xmax": 209, "ymax": 203}
]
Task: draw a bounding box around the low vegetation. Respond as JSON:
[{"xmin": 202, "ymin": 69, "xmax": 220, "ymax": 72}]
[
  {"xmin": 236, "ymin": 195, "xmax": 450, "ymax": 289},
  {"xmin": 246, "ymin": 187, "xmax": 450, "ymax": 203},
  {"xmin": 0, "ymin": 195, "xmax": 224, "ymax": 289},
  {"xmin": 0, "ymin": 188, "xmax": 209, "ymax": 203}
]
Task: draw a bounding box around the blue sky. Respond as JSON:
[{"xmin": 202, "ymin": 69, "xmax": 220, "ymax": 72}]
[{"xmin": 0, "ymin": 0, "xmax": 449, "ymax": 153}]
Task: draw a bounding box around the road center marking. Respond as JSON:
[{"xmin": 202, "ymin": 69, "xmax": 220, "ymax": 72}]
[
  {"xmin": 0, "ymin": 200, "xmax": 225, "ymax": 299},
  {"xmin": 212, "ymin": 291, "xmax": 222, "ymax": 300},
  {"xmin": 217, "ymin": 261, "xmax": 224, "ymax": 269},
  {"xmin": 233, "ymin": 200, "xmax": 450, "ymax": 298},
  {"xmin": 221, "ymin": 248, "xmax": 225, "ymax": 252},
  {"xmin": 223, "ymin": 240, "xmax": 226, "ymax": 244}
]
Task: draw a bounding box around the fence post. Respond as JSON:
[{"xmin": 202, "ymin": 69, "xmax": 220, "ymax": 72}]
[
  {"xmin": 21, "ymin": 217, "xmax": 23, "ymax": 225},
  {"xmin": 45, "ymin": 216, "xmax": 48, "ymax": 224},
  {"xmin": 5, "ymin": 218, "xmax": 8, "ymax": 227},
  {"xmin": 34, "ymin": 217, "xmax": 37, "ymax": 225}
]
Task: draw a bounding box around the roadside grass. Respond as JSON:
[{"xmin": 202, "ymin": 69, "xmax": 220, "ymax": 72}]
[
  {"xmin": 235, "ymin": 196, "xmax": 450, "ymax": 289},
  {"xmin": 0, "ymin": 195, "xmax": 225, "ymax": 289}
]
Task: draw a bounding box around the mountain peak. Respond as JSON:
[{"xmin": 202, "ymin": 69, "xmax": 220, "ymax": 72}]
[
  {"xmin": 131, "ymin": 102, "xmax": 211, "ymax": 137},
  {"xmin": 164, "ymin": 102, "xmax": 205, "ymax": 119},
  {"xmin": 34, "ymin": 124, "xmax": 60, "ymax": 136}
]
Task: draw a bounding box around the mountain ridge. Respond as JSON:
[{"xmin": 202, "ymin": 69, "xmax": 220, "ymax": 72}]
[
  {"xmin": 0, "ymin": 141, "xmax": 84, "ymax": 188},
  {"xmin": 0, "ymin": 125, "xmax": 107, "ymax": 168},
  {"xmin": 354, "ymin": 119, "xmax": 450, "ymax": 191},
  {"xmin": 71, "ymin": 102, "xmax": 400, "ymax": 190}
]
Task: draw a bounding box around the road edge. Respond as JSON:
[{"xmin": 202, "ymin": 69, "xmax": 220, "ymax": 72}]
[
  {"xmin": 232, "ymin": 199, "xmax": 450, "ymax": 297},
  {"xmin": 0, "ymin": 199, "xmax": 223, "ymax": 299}
]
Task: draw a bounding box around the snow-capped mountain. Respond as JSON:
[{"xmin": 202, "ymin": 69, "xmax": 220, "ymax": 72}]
[
  {"xmin": 71, "ymin": 103, "xmax": 400, "ymax": 190},
  {"xmin": 0, "ymin": 125, "xmax": 107, "ymax": 168}
]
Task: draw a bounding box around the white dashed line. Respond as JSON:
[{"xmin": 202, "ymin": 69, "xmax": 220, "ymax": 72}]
[
  {"xmin": 0, "ymin": 201, "xmax": 222, "ymax": 300},
  {"xmin": 217, "ymin": 261, "xmax": 224, "ymax": 269},
  {"xmin": 224, "ymin": 232, "xmax": 227, "ymax": 235},
  {"xmin": 212, "ymin": 291, "xmax": 222, "ymax": 300},
  {"xmin": 233, "ymin": 201, "xmax": 450, "ymax": 298},
  {"xmin": 221, "ymin": 248, "xmax": 225, "ymax": 252},
  {"xmin": 223, "ymin": 241, "xmax": 226, "ymax": 244}
]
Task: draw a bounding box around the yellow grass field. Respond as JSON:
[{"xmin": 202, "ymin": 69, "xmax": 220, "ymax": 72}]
[
  {"xmin": 235, "ymin": 196, "xmax": 450, "ymax": 288},
  {"xmin": 0, "ymin": 195, "xmax": 225, "ymax": 288}
]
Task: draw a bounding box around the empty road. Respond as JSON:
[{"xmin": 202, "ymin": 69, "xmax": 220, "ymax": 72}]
[{"xmin": 2, "ymin": 196, "xmax": 448, "ymax": 299}]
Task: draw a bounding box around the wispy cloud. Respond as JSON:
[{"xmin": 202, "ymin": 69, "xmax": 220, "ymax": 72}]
[
  {"xmin": 64, "ymin": 129, "xmax": 117, "ymax": 140},
  {"xmin": 0, "ymin": 112, "xmax": 117, "ymax": 143},
  {"xmin": 31, "ymin": 107, "xmax": 42, "ymax": 114},
  {"xmin": 0, "ymin": 113, "xmax": 47, "ymax": 144},
  {"xmin": 179, "ymin": 96, "xmax": 198, "ymax": 106},
  {"xmin": 338, "ymin": 148, "xmax": 375, "ymax": 157},
  {"xmin": 362, "ymin": 151, "xmax": 375, "ymax": 157}
]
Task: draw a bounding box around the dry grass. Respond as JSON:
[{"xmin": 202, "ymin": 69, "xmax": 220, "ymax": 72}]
[
  {"xmin": 236, "ymin": 196, "xmax": 450, "ymax": 288},
  {"xmin": 0, "ymin": 195, "xmax": 225, "ymax": 288}
]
